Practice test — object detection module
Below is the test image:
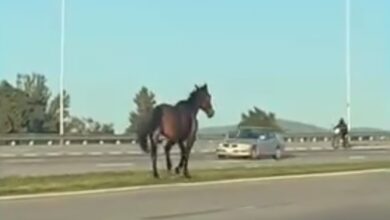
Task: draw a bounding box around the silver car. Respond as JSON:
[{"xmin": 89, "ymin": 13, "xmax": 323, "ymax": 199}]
[{"xmin": 216, "ymin": 127, "xmax": 286, "ymax": 160}]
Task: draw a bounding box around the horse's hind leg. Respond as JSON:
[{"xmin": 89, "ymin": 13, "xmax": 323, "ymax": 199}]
[
  {"xmin": 149, "ymin": 134, "xmax": 159, "ymax": 179},
  {"xmin": 164, "ymin": 141, "xmax": 175, "ymax": 173}
]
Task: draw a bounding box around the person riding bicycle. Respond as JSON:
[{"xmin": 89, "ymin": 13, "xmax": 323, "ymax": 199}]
[{"xmin": 333, "ymin": 118, "xmax": 349, "ymax": 145}]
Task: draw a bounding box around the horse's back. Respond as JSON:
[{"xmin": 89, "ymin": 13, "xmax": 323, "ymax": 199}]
[
  {"xmin": 156, "ymin": 103, "xmax": 195, "ymax": 141},
  {"xmin": 153, "ymin": 104, "xmax": 179, "ymax": 141}
]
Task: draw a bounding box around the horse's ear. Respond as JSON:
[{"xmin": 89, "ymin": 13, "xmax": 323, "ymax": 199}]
[{"xmin": 195, "ymin": 84, "xmax": 200, "ymax": 90}]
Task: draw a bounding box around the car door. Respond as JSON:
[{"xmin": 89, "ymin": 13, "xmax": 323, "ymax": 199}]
[
  {"xmin": 264, "ymin": 132, "xmax": 278, "ymax": 154},
  {"xmin": 256, "ymin": 132, "xmax": 267, "ymax": 155}
]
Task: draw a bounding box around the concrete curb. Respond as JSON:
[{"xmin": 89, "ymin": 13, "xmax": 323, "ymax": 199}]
[{"xmin": 0, "ymin": 168, "xmax": 388, "ymax": 201}]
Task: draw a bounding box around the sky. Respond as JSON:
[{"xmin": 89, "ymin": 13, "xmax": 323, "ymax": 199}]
[{"xmin": 1, "ymin": 0, "xmax": 389, "ymax": 132}]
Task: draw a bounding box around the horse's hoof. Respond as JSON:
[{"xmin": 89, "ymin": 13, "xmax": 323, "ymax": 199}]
[
  {"xmin": 166, "ymin": 170, "xmax": 174, "ymax": 176},
  {"xmin": 175, "ymin": 167, "xmax": 181, "ymax": 175},
  {"xmin": 184, "ymin": 173, "xmax": 192, "ymax": 179},
  {"xmin": 153, "ymin": 173, "xmax": 160, "ymax": 179}
]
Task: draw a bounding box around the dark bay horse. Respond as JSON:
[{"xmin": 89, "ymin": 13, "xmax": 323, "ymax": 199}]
[{"xmin": 136, "ymin": 84, "xmax": 215, "ymax": 178}]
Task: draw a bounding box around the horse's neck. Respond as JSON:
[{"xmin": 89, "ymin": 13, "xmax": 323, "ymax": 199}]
[{"xmin": 176, "ymin": 101, "xmax": 199, "ymax": 117}]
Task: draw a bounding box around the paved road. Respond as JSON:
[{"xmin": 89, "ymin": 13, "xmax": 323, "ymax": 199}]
[
  {"xmin": 1, "ymin": 149, "xmax": 389, "ymax": 177},
  {"xmin": 1, "ymin": 141, "xmax": 389, "ymax": 158},
  {"xmin": 0, "ymin": 142, "xmax": 295, "ymax": 158},
  {"xmin": 1, "ymin": 172, "xmax": 390, "ymax": 220}
]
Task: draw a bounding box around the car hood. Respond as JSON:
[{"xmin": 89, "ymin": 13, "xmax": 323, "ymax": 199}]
[{"xmin": 223, "ymin": 139, "xmax": 257, "ymax": 145}]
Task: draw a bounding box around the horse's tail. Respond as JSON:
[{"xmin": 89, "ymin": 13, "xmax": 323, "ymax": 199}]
[
  {"xmin": 137, "ymin": 128, "xmax": 149, "ymax": 153},
  {"xmin": 136, "ymin": 106, "xmax": 163, "ymax": 153}
]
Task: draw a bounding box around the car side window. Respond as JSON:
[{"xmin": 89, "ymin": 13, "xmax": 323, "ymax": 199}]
[{"xmin": 275, "ymin": 133, "xmax": 284, "ymax": 142}]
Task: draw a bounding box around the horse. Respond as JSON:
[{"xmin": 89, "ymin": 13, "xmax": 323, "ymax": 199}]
[{"xmin": 136, "ymin": 84, "xmax": 215, "ymax": 178}]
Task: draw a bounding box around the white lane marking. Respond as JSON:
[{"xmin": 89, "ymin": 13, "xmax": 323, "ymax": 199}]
[
  {"xmin": 108, "ymin": 151, "xmax": 123, "ymax": 155},
  {"xmin": 348, "ymin": 156, "xmax": 366, "ymax": 160},
  {"xmin": 1, "ymin": 169, "xmax": 387, "ymax": 201},
  {"xmin": 244, "ymin": 164, "xmax": 261, "ymax": 168},
  {"xmin": 353, "ymin": 145, "xmax": 390, "ymax": 150},
  {"xmin": 295, "ymin": 147, "xmax": 308, "ymax": 151},
  {"xmin": 0, "ymin": 153, "xmax": 16, "ymax": 158},
  {"xmin": 22, "ymin": 153, "xmax": 38, "ymax": 157},
  {"xmin": 88, "ymin": 152, "xmax": 104, "ymax": 156},
  {"xmin": 235, "ymin": 206, "xmax": 256, "ymax": 211},
  {"xmin": 125, "ymin": 151, "xmax": 142, "ymax": 155},
  {"xmin": 96, "ymin": 163, "xmax": 134, "ymax": 168},
  {"xmin": 65, "ymin": 152, "xmax": 83, "ymax": 156},
  {"xmin": 46, "ymin": 152, "xmax": 64, "ymax": 157},
  {"xmin": 3, "ymin": 158, "xmax": 45, "ymax": 163},
  {"xmin": 216, "ymin": 160, "xmax": 243, "ymax": 164}
]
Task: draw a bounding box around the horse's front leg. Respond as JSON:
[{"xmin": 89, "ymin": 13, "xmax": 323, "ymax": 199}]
[
  {"xmin": 182, "ymin": 119, "xmax": 198, "ymax": 179},
  {"xmin": 175, "ymin": 141, "xmax": 186, "ymax": 175},
  {"xmin": 164, "ymin": 141, "xmax": 175, "ymax": 173},
  {"xmin": 183, "ymin": 136, "xmax": 196, "ymax": 179}
]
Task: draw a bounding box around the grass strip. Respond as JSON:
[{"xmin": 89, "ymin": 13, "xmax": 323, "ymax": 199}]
[{"xmin": 1, "ymin": 161, "xmax": 390, "ymax": 196}]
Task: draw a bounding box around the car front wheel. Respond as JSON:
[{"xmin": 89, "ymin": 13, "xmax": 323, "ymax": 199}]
[
  {"xmin": 250, "ymin": 146, "xmax": 259, "ymax": 160},
  {"xmin": 217, "ymin": 155, "xmax": 226, "ymax": 159},
  {"xmin": 273, "ymin": 147, "xmax": 282, "ymax": 160}
]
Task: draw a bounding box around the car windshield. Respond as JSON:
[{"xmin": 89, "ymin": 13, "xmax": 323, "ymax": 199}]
[{"xmin": 235, "ymin": 129, "xmax": 266, "ymax": 139}]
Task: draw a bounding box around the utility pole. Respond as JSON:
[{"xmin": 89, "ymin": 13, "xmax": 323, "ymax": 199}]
[
  {"xmin": 345, "ymin": 0, "xmax": 351, "ymax": 131},
  {"xmin": 60, "ymin": 0, "xmax": 66, "ymax": 141}
]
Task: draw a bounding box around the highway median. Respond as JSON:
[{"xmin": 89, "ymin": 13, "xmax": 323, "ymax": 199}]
[{"xmin": 1, "ymin": 161, "xmax": 390, "ymax": 197}]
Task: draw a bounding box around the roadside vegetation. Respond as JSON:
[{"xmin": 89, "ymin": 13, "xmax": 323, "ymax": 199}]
[{"xmin": 1, "ymin": 161, "xmax": 389, "ymax": 196}]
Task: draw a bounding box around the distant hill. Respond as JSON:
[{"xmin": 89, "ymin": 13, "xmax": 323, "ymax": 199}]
[
  {"xmin": 199, "ymin": 119, "xmax": 389, "ymax": 135},
  {"xmin": 199, "ymin": 119, "xmax": 327, "ymax": 135},
  {"xmin": 277, "ymin": 119, "xmax": 328, "ymax": 134},
  {"xmin": 350, "ymin": 127, "xmax": 390, "ymax": 134}
]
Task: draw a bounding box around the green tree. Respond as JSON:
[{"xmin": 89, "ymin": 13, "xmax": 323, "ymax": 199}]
[
  {"xmin": 62, "ymin": 116, "xmax": 115, "ymax": 134},
  {"xmin": 15, "ymin": 73, "xmax": 52, "ymax": 132},
  {"xmin": 44, "ymin": 90, "xmax": 71, "ymax": 133},
  {"xmin": 1, "ymin": 73, "xmax": 117, "ymax": 134},
  {"xmin": 127, "ymin": 87, "xmax": 156, "ymax": 133},
  {"xmin": 1, "ymin": 73, "xmax": 80, "ymax": 134},
  {"xmin": 76, "ymin": 117, "xmax": 115, "ymax": 134},
  {"xmin": 66, "ymin": 117, "xmax": 86, "ymax": 134},
  {"xmin": 101, "ymin": 123, "xmax": 115, "ymax": 134},
  {"xmin": 0, "ymin": 81, "xmax": 31, "ymax": 133},
  {"xmin": 239, "ymin": 106, "xmax": 282, "ymax": 131},
  {"xmin": 16, "ymin": 73, "xmax": 51, "ymax": 105}
]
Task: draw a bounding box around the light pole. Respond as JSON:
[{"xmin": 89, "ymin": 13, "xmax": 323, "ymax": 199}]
[
  {"xmin": 345, "ymin": 0, "xmax": 351, "ymax": 131},
  {"xmin": 60, "ymin": 0, "xmax": 65, "ymax": 137}
]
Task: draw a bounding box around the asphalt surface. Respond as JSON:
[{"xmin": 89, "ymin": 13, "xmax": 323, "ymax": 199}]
[
  {"xmin": 1, "ymin": 149, "xmax": 389, "ymax": 177},
  {"xmin": 1, "ymin": 172, "xmax": 390, "ymax": 220},
  {"xmin": 1, "ymin": 141, "xmax": 389, "ymax": 159},
  {"xmin": 0, "ymin": 142, "xmax": 332, "ymax": 157}
]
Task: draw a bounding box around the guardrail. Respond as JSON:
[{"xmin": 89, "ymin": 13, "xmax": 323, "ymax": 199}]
[
  {"xmin": 0, "ymin": 132, "xmax": 389, "ymax": 146},
  {"xmin": 0, "ymin": 134, "xmax": 137, "ymax": 146}
]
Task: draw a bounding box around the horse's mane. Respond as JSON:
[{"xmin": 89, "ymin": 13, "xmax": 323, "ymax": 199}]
[{"xmin": 175, "ymin": 87, "xmax": 200, "ymax": 107}]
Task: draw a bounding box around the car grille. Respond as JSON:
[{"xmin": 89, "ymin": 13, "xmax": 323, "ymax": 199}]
[{"xmin": 223, "ymin": 143, "xmax": 238, "ymax": 148}]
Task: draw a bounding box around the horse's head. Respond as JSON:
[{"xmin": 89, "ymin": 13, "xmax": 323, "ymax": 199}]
[{"xmin": 193, "ymin": 84, "xmax": 215, "ymax": 118}]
